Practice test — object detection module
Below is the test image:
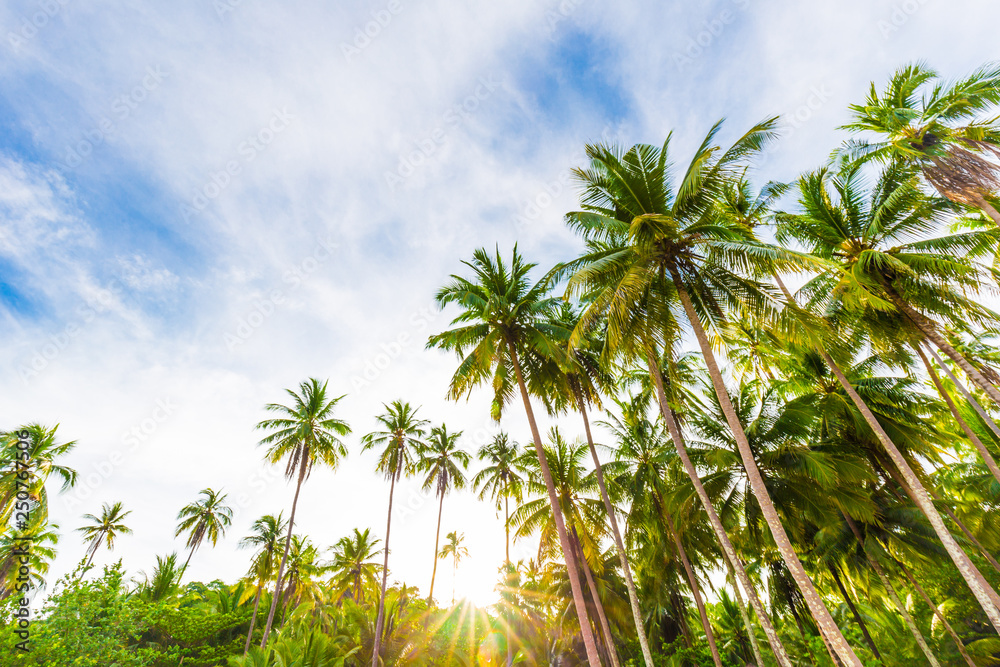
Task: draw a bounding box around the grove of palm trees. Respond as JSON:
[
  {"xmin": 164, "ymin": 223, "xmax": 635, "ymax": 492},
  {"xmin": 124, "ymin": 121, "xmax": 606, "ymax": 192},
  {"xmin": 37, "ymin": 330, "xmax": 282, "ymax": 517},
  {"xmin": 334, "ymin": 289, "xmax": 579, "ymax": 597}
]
[{"xmin": 4, "ymin": 62, "xmax": 1000, "ymax": 667}]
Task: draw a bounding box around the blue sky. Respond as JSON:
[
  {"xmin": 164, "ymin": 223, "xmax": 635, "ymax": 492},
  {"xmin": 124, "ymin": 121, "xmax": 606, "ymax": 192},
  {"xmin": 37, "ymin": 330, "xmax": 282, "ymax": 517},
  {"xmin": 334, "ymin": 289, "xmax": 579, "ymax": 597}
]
[{"xmin": 1, "ymin": 0, "xmax": 998, "ymax": 605}]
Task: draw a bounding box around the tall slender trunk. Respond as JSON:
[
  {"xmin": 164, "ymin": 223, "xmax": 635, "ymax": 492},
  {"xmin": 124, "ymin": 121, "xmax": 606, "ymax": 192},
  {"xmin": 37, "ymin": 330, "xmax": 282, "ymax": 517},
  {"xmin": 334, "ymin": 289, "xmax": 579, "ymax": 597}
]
[
  {"xmin": 843, "ymin": 515, "xmax": 942, "ymax": 667},
  {"xmin": 244, "ymin": 580, "xmax": 263, "ymax": 655},
  {"xmin": 506, "ymin": 339, "xmax": 602, "ymax": 666},
  {"xmin": 646, "ymin": 351, "xmax": 793, "ymax": 667},
  {"xmin": 179, "ymin": 543, "xmax": 197, "ymax": 582},
  {"xmin": 577, "ymin": 393, "xmax": 654, "ymax": 667},
  {"xmin": 898, "ymin": 561, "xmax": 978, "ymax": 667},
  {"xmin": 372, "ymin": 466, "xmax": 398, "ymax": 667},
  {"xmin": 671, "ymin": 276, "xmax": 862, "ymax": 667},
  {"xmin": 724, "ymin": 555, "xmax": 765, "ymax": 667},
  {"xmin": 887, "ymin": 291, "xmax": 1000, "ymax": 407},
  {"xmin": 821, "ymin": 347, "xmax": 1000, "ymax": 633},
  {"xmin": 827, "ymin": 563, "xmax": 881, "ymax": 661},
  {"xmin": 917, "ymin": 344, "xmax": 1000, "ymax": 484},
  {"xmin": 572, "ymin": 528, "xmax": 620, "ymax": 667},
  {"xmin": 260, "ymin": 455, "xmax": 307, "ymax": 648},
  {"xmin": 504, "ymin": 481, "xmax": 513, "ymax": 667},
  {"xmin": 428, "ymin": 491, "xmax": 444, "ymax": 604},
  {"xmin": 662, "ymin": 505, "xmax": 722, "ymax": 667},
  {"xmin": 84, "ymin": 536, "xmax": 103, "ymax": 570},
  {"xmin": 939, "ymin": 501, "xmax": 1000, "ymax": 575},
  {"xmin": 926, "ymin": 344, "xmax": 1000, "ymax": 440}
]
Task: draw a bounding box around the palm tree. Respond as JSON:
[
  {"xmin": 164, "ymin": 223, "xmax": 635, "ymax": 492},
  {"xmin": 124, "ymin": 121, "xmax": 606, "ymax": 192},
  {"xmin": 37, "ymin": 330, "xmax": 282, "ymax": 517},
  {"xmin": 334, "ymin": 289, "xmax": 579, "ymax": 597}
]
[
  {"xmin": 0, "ymin": 524, "xmax": 58, "ymax": 598},
  {"xmin": 329, "ymin": 527, "xmax": 381, "ymax": 605},
  {"xmin": 438, "ymin": 530, "xmax": 469, "ymax": 606},
  {"xmin": 175, "ymin": 487, "xmax": 233, "ymax": 580},
  {"xmin": 777, "ymin": 160, "xmax": 1000, "ymax": 631},
  {"xmin": 560, "ymin": 126, "xmax": 831, "ymax": 665},
  {"xmin": 238, "ymin": 513, "xmax": 287, "ymax": 654},
  {"xmin": 427, "ymin": 246, "xmax": 604, "ymax": 665},
  {"xmin": 137, "ymin": 552, "xmax": 182, "ymax": 602},
  {"xmin": 473, "ymin": 432, "xmax": 524, "ymax": 667},
  {"xmin": 843, "ymin": 62, "xmax": 1000, "ymax": 224},
  {"xmin": 255, "ymin": 377, "xmax": 352, "ymax": 648},
  {"xmin": 360, "ymin": 399, "xmax": 428, "ymax": 667},
  {"xmin": 76, "ymin": 501, "xmax": 132, "ymax": 569},
  {"xmin": 416, "ymin": 424, "xmax": 469, "ymax": 605},
  {"xmin": 0, "ymin": 424, "xmax": 77, "ymax": 527}
]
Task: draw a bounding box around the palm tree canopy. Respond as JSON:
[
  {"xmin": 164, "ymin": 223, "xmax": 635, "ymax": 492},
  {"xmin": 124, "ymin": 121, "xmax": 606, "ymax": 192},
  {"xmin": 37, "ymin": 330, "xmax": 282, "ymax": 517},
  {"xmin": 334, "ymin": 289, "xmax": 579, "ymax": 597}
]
[
  {"xmin": 361, "ymin": 400, "xmax": 429, "ymax": 480},
  {"xmin": 77, "ymin": 501, "xmax": 132, "ymax": 555},
  {"xmin": 175, "ymin": 487, "xmax": 234, "ymax": 550},
  {"xmin": 473, "ymin": 432, "xmax": 526, "ymax": 510},
  {"xmin": 417, "ymin": 424, "xmax": 470, "ymax": 498}
]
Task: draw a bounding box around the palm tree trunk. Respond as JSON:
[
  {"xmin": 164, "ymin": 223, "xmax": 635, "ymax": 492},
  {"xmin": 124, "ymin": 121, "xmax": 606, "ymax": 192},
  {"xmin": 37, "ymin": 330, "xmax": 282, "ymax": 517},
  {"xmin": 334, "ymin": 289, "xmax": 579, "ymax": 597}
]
[
  {"xmin": 671, "ymin": 278, "xmax": 862, "ymax": 667},
  {"xmin": 577, "ymin": 393, "xmax": 655, "ymax": 667},
  {"xmin": 429, "ymin": 491, "xmax": 444, "ymax": 604},
  {"xmin": 504, "ymin": 482, "xmax": 513, "ymax": 667},
  {"xmin": 898, "ymin": 560, "xmax": 978, "ymax": 667},
  {"xmin": 645, "ymin": 351, "xmax": 794, "ymax": 667},
  {"xmin": 827, "ymin": 563, "xmax": 881, "ymax": 661},
  {"xmin": 926, "ymin": 343, "xmax": 1000, "ymax": 440},
  {"xmin": 179, "ymin": 544, "xmax": 197, "ymax": 582},
  {"xmin": 887, "ymin": 291, "xmax": 1000, "ymax": 407},
  {"xmin": 917, "ymin": 344, "xmax": 1000, "ymax": 484},
  {"xmin": 939, "ymin": 501, "xmax": 1000, "ymax": 575},
  {"xmin": 843, "ymin": 515, "xmax": 942, "ymax": 667},
  {"xmin": 572, "ymin": 527, "xmax": 620, "ymax": 667},
  {"xmin": 724, "ymin": 555, "xmax": 765, "ymax": 667},
  {"xmin": 260, "ymin": 455, "xmax": 307, "ymax": 648},
  {"xmin": 372, "ymin": 466, "xmax": 398, "ymax": 667},
  {"xmin": 821, "ymin": 346, "xmax": 1000, "ymax": 633},
  {"xmin": 244, "ymin": 579, "xmax": 264, "ymax": 655},
  {"xmin": 84, "ymin": 536, "xmax": 103, "ymax": 570},
  {"xmin": 506, "ymin": 339, "xmax": 602, "ymax": 666},
  {"xmin": 662, "ymin": 508, "xmax": 722, "ymax": 667}
]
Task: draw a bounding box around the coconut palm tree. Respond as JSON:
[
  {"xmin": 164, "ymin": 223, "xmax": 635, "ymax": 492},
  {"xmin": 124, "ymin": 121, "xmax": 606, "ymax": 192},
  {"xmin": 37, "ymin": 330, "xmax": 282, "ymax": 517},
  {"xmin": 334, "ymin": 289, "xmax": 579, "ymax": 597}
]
[
  {"xmin": 427, "ymin": 246, "xmax": 604, "ymax": 665},
  {"xmin": 255, "ymin": 377, "xmax": 352, "ymax": 648},
  {"xmin": 438, "ymin": 530, "xmax": 469, "ymax": 606},
  {"xmin": 76, "ymin": 501, "xmax": 132, "ymax": 569},
  {"xmin": 416, "ymin": 424, "xmax": 469, "ymax": 605},
  {"xmin": 0, "ymin": 424, "xmax": 77, "ymax": 527},
  {"xmin": 329, "ymin": 527, "xmax": 381, "ymax": 605},
  {"xmin": 777, "ymin": 161, "xmax": 1000, "ymax": 631},
  {"xmin": 361, "ymin": 399, "xmax": 428, "ymax": 667},
  {"xmin": 0, "ymin": 524, "xmax": 58, "ymax": 599},
  {"xmin": 843, "ymin": 61, "xmax": 1000, "ymax": 223},
  {"xmin": 175, "ymin": 487, "xmax": 233, "ymax": 580},
  {"xmin": 559, "ymin": 125, "xmax": 832, "ymax": 664},
  {"xmin": 238, "ymin": 513, "xmax": 287, "ymax": 654}
]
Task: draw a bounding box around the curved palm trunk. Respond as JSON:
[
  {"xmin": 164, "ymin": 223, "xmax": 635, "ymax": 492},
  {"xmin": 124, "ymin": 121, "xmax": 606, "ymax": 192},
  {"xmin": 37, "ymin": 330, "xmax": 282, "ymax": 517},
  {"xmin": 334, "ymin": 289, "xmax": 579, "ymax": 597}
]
[
  {"xmin": 888, "ymin": 293, "xmax": 1000, "ymax": 407},
  {"xmin": 917, "ymin": 345, "xmax": 1000, "ymax": 484},
  {"xmin": 244, "ymin": 579, "xmax": 264, "ymax": 655},
  {"xmin": 843, "ymin": 515, "xmax": 942, "ymax": 667},
  {"xmin": 672, "ymin": 280, "xmax": 862, "ymax": 667},
  {"xmin": 724, "ymin": 555, "xmax": 765, "ymax": 667},
  {"xmin": 260, "ymin": 456, "xmax": 307, "ymax": 648},
  {"xmin": 970, "ymin": 191, "xmax": 1000, "ymax": 226},
  {"xmin": 577, "ymin": 394, "xmax": 655, "ymax": 667},
  {"xmin": 926, "ymin": 344, "xmax": 1000, "ymax": 440},
  {"xmin": 84, "ymin": 536, "xmax": 104, "ymax": 570},
  {"xmin": 899, "ymin": 561, "xmax": 978, "ymax": 667},
  {"xmin": 572, "ymin": 528, "xmax": 620, "ymax": 667},
  {"xmin": 828, "ymin": 564, "xmax": 881, "ymax": 661},
  {"xmin": 821, "ymin": 347, "xmax": 1000, "ymax": 633},
  {"xmin": 645, "ymin": 352, "xmax": 794, "ymax": 667},
  {"xmin": 428, "ymin": 491, "xmax": 444, "ymax": 604},
  {"xmin": 372, "ymin": 466, "xmax": 398, "ymax": 667},
  {"xmin": 663, "ymin": 513, "xmax": 722, "ymax": 667},
  {"xmin": 506, "ymin": 339, "xmax": 602, "ymax": 666},
  {"xmin": 179, "ymin": 543, "xmax": 197, "ymax": 582},
  {"xmin": 939, "ymin": 501, "xmax": 1000, "ymax": 575}
]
